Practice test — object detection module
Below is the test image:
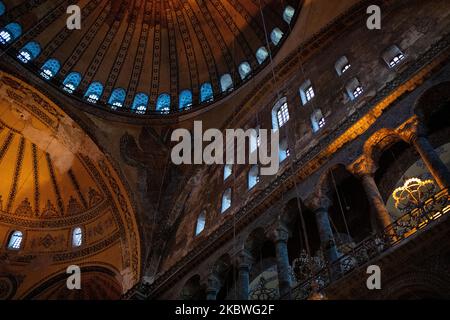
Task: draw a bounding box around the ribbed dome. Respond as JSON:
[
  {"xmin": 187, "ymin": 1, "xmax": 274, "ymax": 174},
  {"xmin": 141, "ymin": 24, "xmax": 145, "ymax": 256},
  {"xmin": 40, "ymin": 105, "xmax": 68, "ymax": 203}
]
[{"xmin": 0, "ymin": 0, "xmax": 301, "ymax": 115}]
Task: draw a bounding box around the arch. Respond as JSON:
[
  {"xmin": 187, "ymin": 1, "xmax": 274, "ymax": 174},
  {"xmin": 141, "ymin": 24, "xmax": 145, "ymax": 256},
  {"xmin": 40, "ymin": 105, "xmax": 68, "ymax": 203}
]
[
  {"xmin": 108, "ymin": 88, "xmax": 126, "ymax": 109},
  {"xmin": 0, "ymin": 22, "xmax": 22, "ymax": 45},
  {"xmin": 84, "ymin": 81, "xmax": 104, "ymax": 104},
  {"xmin": 62, "ymin": 72, "xmax": 82, "ymax": 93},
  {"xmin": 40, "ymin": 58, "xmax": 60, "ymax": 80},
  {"xmin": 156, "ymin": 93, "xmax": 171, "ymax": 113},
  {"xmin": 200, "ymin": 82, "xmax": 214, "ymax": 103},
  {"xmin": 270, "ymin": 28, "xmax": 284, "ymax": 46},
  {"xmin": 283, "ymin": 6, "xmax": 295, "ymax": 24},
  {"xmin": 7, "ymin": 230, "xmax": 23, "ymax": 250},
  {"xmin": 413, "ymin": 81, "xmax": 450, "ymax": 124},
  {"xmin": 179, "ymin": 275, "xmax": 205, "ymax": 300},
  {"xmin": 132, "ymin": 93, "xmax": 149, "ymax": 114},
  {"xmin": 256, "ymin": 47, "xmax": 269, "ymax": 64},
  {"xmin": 220, "ymin": 74, "xmax": 233, "ymax": 93},
  {"xmin": 238, "ymin": 61, "xmax": 252, "ymax": 80},
  {"xmin": 179, "ymin": 90, "xmax": 193, "ymax": 110},
  {"xmin": 17, "ymin": 41, "xmax": 41, "ymax": 63},
  {"xmin": 363, "ymin": 128, "xmax": 404, "ymax": 167}
]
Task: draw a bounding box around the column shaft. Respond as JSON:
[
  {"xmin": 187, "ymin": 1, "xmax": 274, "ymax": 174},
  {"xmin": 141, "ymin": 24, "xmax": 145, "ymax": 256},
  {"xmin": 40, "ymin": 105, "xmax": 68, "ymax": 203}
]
[
  {"xmin": 314, "ymin": 208, "xmax": 339, "ymax": 263},
  {"xmin": 360, "ymin": 174, "xmax": 393, "ymax": 230},
  {"xmin": 275, "ymin": 239, "xmax": 292, "ymax": 299}
]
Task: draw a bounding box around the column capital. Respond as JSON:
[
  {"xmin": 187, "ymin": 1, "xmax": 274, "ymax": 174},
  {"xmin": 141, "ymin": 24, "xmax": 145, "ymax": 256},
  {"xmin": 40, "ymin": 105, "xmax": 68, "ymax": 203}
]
[
  {"xmin": 234, "ymin": 249, "xmax": 254, "ymax": 270},
  {"xmin": 397, "ymin": 117, "xmax": 428, "ymax": 143},
  {"xmin": 305, "ymin": 194, "xmax": 332, "ymax": 212},
  {"xmin": 348, "ymin": 156, "xmax": 378, "ymax": 178},
  {"xmin": 267, "ymin": 222, "xmax": 290, "ymax": 243}
]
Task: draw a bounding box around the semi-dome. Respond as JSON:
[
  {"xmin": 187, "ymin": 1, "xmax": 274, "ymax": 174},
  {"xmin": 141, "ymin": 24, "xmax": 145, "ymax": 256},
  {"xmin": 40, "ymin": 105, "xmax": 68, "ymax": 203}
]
[{"xmin": 0, "ymin": 0, "xmax": 302, "ymax": 115}]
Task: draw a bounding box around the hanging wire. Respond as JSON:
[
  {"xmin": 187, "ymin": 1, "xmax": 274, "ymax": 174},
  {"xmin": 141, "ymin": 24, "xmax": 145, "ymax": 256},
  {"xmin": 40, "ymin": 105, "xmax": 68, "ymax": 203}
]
[{"xmin": 330, "ymin": 169, "xmax": 352, "ymax": 238}]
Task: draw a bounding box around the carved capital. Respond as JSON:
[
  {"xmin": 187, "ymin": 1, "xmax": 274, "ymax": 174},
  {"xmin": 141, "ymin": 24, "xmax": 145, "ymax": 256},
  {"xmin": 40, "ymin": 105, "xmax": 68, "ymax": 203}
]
[
  {"xmin": 305, "ymin": 193, "xmax": 332, "ymax": 212},
  {"xmin": 267, "ymin": 222, "xmax": 290, "ymax": 243},
  {"xmin": 348, "ymin": 156, "xmax": 378, "ymax": 178},
  {"xmin": 234, "ymin": 249, "xmax": 254, "ymax": 270},
  {"xmin": 397, "ymin": 117, "xmax": 427, "ymax": 143}
]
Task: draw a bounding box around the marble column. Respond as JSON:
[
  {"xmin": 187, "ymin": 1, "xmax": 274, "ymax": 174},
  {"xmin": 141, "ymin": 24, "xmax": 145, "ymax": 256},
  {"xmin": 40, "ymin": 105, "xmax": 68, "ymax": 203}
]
[
  {"xmin": 360, "ymin": 173, "xmax": 393, "ymax": 230},
  {"xmin": 269, "ymin": 223, "xmax": 292, "ymax": 299},
  {"xmin": 307, "ymin": 196, "xmax": 339, "ymax": 263},
  {"xmin": 236, "ymin": 250, "xmax": 253, "ymax": 300},
  {"xmin": 205, "ymin": 272, "xmax": 221, "ymax": 301},
  {"xmin": 410, "ymin": 134, "xmax": 450, "ymax": 189}
]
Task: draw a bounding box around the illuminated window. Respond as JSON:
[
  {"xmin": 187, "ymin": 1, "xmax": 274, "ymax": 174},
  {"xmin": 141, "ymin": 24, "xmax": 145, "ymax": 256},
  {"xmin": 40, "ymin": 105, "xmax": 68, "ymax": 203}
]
[
  {"xmin": 220, "ymin": 74, "xmax": 233, "ymax": 93},
  {"xmin": 8, "ymin": 230, "xmax": 23, "ymax": 250},
  {"xmin": 84, "ymin": 82, "xmax": 104, "ymax": 104},
  {"xmin": 248, "ymin": 165, "xmax": 260, "ymax": 190},
  {"xmin": 179, "ymin": 90, "xmax": 193, "ymax": 110},
  {"xmin": 279, "ymin": 138, "xmax": 289, "ymax": 162},
  {"xmin": 272, "ymin": 97, "xmax": 289, "ymax": 129},
  {"xmin": 195, "ymin": 211, "xmax": 206, "ymax": 236},
  {"xmin": 40, "ymin": 58, "xmax": 60, "ymax": 80},
  {"xmin": 132, "ymin": 93, "xmax": 149, "ymax": 114},
  {"xmin": 62, "ymin": 72, "xmax": 82, "ymax": 93},
  {"xmin": 335, "ymin": 56, "xmax": 351, "ymax": 76},
  {"xmin": 156, "ymin": 93, "xmax": 171, "ymax": 113},
  {"xmin": 224, "ymin": 164, "xmax": 232, "ymax": 180},
  {"xmin": 299, "ymin": 80, "xmax": 315, "ymax": 105},
  {"xmin": 271, "ymin": 28, "xmax": 284, "ymax": 46},
  {"xmin": 72, "ymin": 227, "xmax": 83, "ymax": 247},
  {"xmin": 283, "ymin": 6, "xmax": 295, "ymax": 24},
  {"xmin": 108, "ymin": 88, "xmax": 126, "ymax": 109},
  {"xmin": 383, "ymin": 45, "xmax": 406, "ymax": 68},
  {"xmin": 238, "ymin": 62, "xmax": 251, "ymax": 80},
  {"xmin": 221, "ymin": 188, "xmax": 232, "ymax": 213},
  {"xmin": 200, "ymin": 83, "xmax": 214, "ymax": 103},
  {"xmin": 256, "ymin": 47, "xmax": 269, "ymax": 64},
  {"xmin": 0, "ymin": 22, "xmax": 22, "ymax": 45},
  {"xmin": 346, "ymin": 78, "xmax": 363, "ymax": 101},
  {"xmin": 311, "ymin": 109, "xmax": 325, "ymax": 133},
  {"xmin": 17, "ymin": 41, "xmax": 41, "ymax": 63}
]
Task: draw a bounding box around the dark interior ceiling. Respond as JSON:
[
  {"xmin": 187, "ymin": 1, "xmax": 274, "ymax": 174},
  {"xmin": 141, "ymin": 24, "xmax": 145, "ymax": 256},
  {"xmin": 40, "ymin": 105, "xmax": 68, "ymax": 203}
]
[{"xmin": 0, "ymin": 0, "xmax": 302, "ymax": 115}]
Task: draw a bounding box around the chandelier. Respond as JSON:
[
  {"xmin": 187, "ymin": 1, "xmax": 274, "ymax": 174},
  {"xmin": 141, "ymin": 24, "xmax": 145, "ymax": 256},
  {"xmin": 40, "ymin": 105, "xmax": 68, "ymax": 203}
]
[{"xmin": 392, "ymin": 177, "xmax": 436, "ymax": 212}]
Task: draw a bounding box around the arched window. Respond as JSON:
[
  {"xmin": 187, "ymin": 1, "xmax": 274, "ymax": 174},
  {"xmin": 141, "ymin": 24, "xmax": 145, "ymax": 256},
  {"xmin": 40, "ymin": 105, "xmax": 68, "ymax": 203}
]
[
  {"xmin": 311, "ymin": 109, "xmax": 325, "ymax": 133},
  {"xmin": 345, "ymin": 78, "xmax": 363, "ymax": 100},
  {"xmin": 224, "ymin": 164, "xmax": 233, "ymax": 180},
  {"xmin": 283, "ymin": 6, "xmax": 295, "ymax": 24},
  {"xmin": 179, "ymin": 90, "xmax": 193, "ymax": 110},
  {"xmin": 248, "ymin": 165, "xmax": 260, "ymax": 190},
  {"xmin": 256, "ymin": 47, "xmax": 269, "ymax": 64},
  {"xmin": 195, "ymin": 211, "xmax": 206, "ymax": 236},
  {"xmin": 40, "ymin": 58, "xmax": 60, "ymax": 80},
  {"xmin": 271, "ymin": 28, "xmax": 284, "ymax": 46},
  {"xmin": 272, "ymin": 97, "xmax": 289, "ymax": 129},
  {"xmin": 17, "ymin": 41, "xmax": 41, "ymax": 63},
  {"xmin": 84, "ymin": 82, "xmax": 103, "ymax": 104},
  {"xmin": 220, "ymin": 74, "xmax": 233, "ymax": 93},
  {"xmin": 279, "ymin": 138, "xmax": 290, "ymax": 162},
  {"xmin": 382, "ymin": 45, "xmax": 406, "ymax": 68},
  {"xmin": 62, "ymin": 72, "xmax": 82, "ymax": 93},
  {"xmin": 72, "ymin": 227, "xmax": 83, "ymax": 247},
  {"xmin": 200, "ymin": 82, "xmax": 214, "ymax": 103},
  {"xmin": 221, "ymin": 188, "xmax": 232, "ymax": 213},
  {"xmin": 156, "ymin": 93, "xmax": 171, "ymax": 113},
  {"xmin": 0, "ymin": 22, "xmax": 22, "ymax": 45},
  {"xmin": 8, "ymin": 230, "xmax": 23, "ymax": 250},
  {"xmin": 132, "ymin": 93, "xmax": 149, "ymax": 114},
  {"xmin": 0, "ymin": 2, "xmax": 5, "ymax": 16},
  {"xmin": 238, "ymin": 62, "xmax": 251, "ymax": 80},
  {"xmin": 299, "ymin": 80, "xmax": 315, "ymax": 105},
  {"xmin": 108, "ymin": 88, "xmax": 126, "ymax": 109},
  {"xmin": 335, "ymin": 56, "xmax": 351, "ymax": 76}
]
